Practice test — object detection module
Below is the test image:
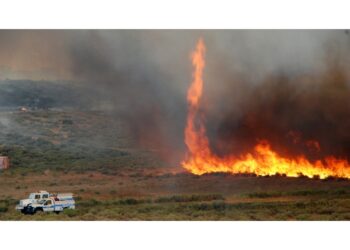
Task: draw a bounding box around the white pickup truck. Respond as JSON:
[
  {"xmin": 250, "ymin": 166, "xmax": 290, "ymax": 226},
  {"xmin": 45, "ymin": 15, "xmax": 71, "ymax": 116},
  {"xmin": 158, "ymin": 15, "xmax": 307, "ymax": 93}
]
[{"xmin": 16, "ymin": 190, "xmax": 75, "ymax": 214}]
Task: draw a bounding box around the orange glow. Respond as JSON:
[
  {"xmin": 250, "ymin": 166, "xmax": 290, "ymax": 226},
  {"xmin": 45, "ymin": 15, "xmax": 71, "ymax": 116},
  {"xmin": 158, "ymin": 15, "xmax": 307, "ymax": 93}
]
[{"xmin": 182, "ymin": 38, "xmax": 350, "ymax": 179}]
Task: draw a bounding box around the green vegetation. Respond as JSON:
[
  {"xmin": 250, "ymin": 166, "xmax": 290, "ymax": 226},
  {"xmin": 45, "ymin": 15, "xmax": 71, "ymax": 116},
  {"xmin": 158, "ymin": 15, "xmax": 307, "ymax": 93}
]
[
  {"xmin": 0, "ymin": 80, "xmax": 166, "ymax": 175},
  {"xmin": 1, "ymin": 80, "xmax": 350, "ymax": 221},
  {"xmin": 0, "ymin": 109, "xmax": 165, "ymax": 174},
  {"xmin": 2, "ymin": 191, "xmax": 350, "ymax": 220},
  {"xmin": 0, "ymin": 80, "xmax": 92, "ymax": 109},
  {"xmin": 247, "ymin": 189, "xmax": 350, "ymax": 198},
  {"xmin": 155, "ymin": 194, "xmax": 224, "ymax": 203}
]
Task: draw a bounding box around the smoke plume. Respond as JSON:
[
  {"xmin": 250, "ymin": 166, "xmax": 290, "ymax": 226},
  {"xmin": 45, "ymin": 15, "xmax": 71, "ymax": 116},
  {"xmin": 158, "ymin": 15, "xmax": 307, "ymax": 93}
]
[{"xmin": 1, "ymin": 30, "xmax": 350, "ymax": 163}]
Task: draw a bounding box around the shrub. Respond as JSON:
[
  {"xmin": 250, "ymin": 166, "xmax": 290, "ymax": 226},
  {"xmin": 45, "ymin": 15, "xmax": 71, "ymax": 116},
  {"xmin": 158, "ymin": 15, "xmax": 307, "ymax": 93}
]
[
  {"xmin": 0, "ymin": 206, "xmax": 8, "ymax": 213},
  {"xmin": 289, "ymin": 190, "xmax": 328, "ymax": 196},
  {"xmin": 79, "ymin": 199, "xmax": 100, "ymax": 207},
  {"xmin": 212, "ymin": 201, "xmax": 226, "ymax": 211},
  {"xmin": 155, "ymin": 194, "xmax": 224, "ymax": 203},
  {"xmin": 247, "ymin": 192, "xmax": 282, "ymax": 198},
  {"xmin": 63, "ymin": 209, "xmax": 78, "ymax": 217},
  {"xmin": 0, "ymin": 201, "xmax": 8, "ymax": 213},
  {"xmin": 118, "ymin": 198, "xmax": 140, "ymax": 205}
]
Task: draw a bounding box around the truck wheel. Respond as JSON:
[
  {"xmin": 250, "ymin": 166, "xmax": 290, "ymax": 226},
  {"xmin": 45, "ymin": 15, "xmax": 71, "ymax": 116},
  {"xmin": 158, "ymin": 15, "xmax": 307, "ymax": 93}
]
[
  {"xmin": 26, "ymin": 207, "xmax": 35, "ymax": 215},
  {"xmin": 55, "ymin": 211, "xmax": 60, "ymax": 214}
]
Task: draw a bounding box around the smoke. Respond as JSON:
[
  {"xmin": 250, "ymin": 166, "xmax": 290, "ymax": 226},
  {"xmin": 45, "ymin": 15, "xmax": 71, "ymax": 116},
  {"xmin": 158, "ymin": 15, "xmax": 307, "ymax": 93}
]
[
  {"xmin": 203, "ymin": 31, "xmax": 350, "ymax": 160},
  {"xmin": 1, "ymin": 30, "xmax": 350, "ymax": 163},
  {"xmin": 207, "ymin": 66, "xmax": 350, "ymax": 160}
]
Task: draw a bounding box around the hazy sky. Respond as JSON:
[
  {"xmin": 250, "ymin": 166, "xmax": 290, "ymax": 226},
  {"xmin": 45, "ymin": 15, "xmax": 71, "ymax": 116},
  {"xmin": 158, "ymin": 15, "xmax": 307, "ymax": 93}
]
[{"xmin": 0, "ymin": 30, "xmax": 349, "ymax": 82}]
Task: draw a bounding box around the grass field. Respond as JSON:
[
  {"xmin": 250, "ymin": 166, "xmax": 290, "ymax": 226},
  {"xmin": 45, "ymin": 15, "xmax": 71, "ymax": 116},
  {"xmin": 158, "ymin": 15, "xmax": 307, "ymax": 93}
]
[
  {"xmin": 1, "ymin": 169, "xmax": 350, "ymax": 220},
  {"xmin": 1, "ymin": 107, "xmax": 350, "ymax": 220}
]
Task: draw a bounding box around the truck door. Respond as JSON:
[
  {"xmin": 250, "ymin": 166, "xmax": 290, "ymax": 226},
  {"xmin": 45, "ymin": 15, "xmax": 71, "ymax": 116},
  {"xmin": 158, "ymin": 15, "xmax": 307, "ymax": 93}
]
[{"xmin": 43, "ymin": 200, "xmax": 54, "ymax": 212}]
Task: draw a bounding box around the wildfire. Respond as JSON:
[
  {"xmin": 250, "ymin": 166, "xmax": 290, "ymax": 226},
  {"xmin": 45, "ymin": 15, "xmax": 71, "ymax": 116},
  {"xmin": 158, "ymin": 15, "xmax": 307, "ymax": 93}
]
[{"xmin": 182, "ymin": 38, "xmax": 350, "ymax": 179}]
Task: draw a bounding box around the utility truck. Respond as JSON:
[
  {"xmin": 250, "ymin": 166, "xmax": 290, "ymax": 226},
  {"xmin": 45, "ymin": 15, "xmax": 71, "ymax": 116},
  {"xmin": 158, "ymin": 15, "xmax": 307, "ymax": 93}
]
[{"xmin": 15, "ymin": 190, "xmax": 75, "ymax": 214}]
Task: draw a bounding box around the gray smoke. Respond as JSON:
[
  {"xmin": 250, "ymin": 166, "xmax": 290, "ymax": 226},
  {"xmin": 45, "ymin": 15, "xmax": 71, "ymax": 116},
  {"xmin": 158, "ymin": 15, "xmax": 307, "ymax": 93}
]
[{"xmin": 1, "ymin": 30, "xmax": 350, "ymax": 163}]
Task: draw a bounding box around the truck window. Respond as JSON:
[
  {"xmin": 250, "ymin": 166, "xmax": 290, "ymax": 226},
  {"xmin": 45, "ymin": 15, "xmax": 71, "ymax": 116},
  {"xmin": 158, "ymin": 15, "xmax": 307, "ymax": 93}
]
[
  {"xmin": 42, "ymin": 194, "xmax": 49, "ymax": 199},
  {"xmin": 35, "ymin": 195, "xmax": 40, "ymax": 199},
  {"xmin": 45, "ymin": 200, "xmax": 52, "ymax": 205}
]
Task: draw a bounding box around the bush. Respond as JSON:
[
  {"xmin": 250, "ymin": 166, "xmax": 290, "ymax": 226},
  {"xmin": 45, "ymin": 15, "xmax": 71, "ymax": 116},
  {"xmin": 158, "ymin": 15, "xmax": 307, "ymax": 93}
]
[
  {"xmin": 155, "ymin": 194, "xmax": 224, "ymax": 203},
  {"xmin": 247, "ymin": 192, "xmax": 282, "ymax": 198},
  {"xmin": 118, "ymin": 198, "xmax": 141, "ymax": 205},
  {"xmin": 212, "ymin": 201, "xmax": 226, "ymax": 211},
  {"xmin": 63, "ymin": 209, "xmax": 78, "ymax": 217},
  {"xmin": 79, "ymin": 199, "xmax": 100, "ymax": 207},
  {"xmin": 62, "ymin": 119, "xmax": 73, "ymax": 125},
  {"xmin": 0, "ymin": 206, "xmax": 8, "ymax": 213},
  {"xmin": 0, "ymin": 201, "xmax": 8, "ymax": 213},
  {"xmin": 289, "ymin": 190, "xmax": 328, "ymax": 196}
]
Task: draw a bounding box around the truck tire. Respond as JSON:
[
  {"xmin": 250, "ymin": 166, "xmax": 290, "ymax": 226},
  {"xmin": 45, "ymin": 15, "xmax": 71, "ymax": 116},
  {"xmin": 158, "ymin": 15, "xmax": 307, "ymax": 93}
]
[
  {"xmin": 22, "ymin": 206, "xmax": 31, "ymax": 215},
  {"xmin": 27, "ymin": 206, "xmax": 35, "ymax": 215}
]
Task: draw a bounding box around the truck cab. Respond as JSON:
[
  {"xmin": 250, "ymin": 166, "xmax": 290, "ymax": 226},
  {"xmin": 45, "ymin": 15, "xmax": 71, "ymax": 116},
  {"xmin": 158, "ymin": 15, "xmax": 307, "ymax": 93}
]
[
  {"xmin": 17, "ymin": 190, "xmax": 50, "ymax": 210},
  {"xmin": 15, "ymin": 191, "xmax": 50, "ymax": 214}
]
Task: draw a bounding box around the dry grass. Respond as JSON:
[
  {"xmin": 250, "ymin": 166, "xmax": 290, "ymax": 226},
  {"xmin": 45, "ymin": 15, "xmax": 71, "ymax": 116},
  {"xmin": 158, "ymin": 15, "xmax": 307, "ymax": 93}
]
[
  {"xmin": 1, "ymin": 109, "xmax": 350, "ymax": 220},
  {"xmin": 1, "ymin": 169, "xmax": 350, "ymax": 220}
]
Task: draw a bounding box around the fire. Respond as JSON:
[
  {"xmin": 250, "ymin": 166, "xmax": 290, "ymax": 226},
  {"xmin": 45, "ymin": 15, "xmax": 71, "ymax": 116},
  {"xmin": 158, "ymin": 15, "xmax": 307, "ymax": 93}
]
[{"xmin": 182, "ymin": 38, "xmax": 350, "ymax": 179}]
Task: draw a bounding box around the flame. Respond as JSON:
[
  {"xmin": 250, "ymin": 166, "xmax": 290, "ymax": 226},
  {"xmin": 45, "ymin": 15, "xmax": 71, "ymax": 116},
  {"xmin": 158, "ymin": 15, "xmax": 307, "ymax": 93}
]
[{"xmin": 182, "ymin": 38, "xmax": 350, "ymax": 179}]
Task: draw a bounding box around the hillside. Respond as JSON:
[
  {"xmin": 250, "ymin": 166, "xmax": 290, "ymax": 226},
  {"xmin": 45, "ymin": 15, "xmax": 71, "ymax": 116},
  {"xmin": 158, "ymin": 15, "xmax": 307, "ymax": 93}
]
[{"xmin": 0, "ymin": 80, "xmax": 165, "ymax": 174}]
